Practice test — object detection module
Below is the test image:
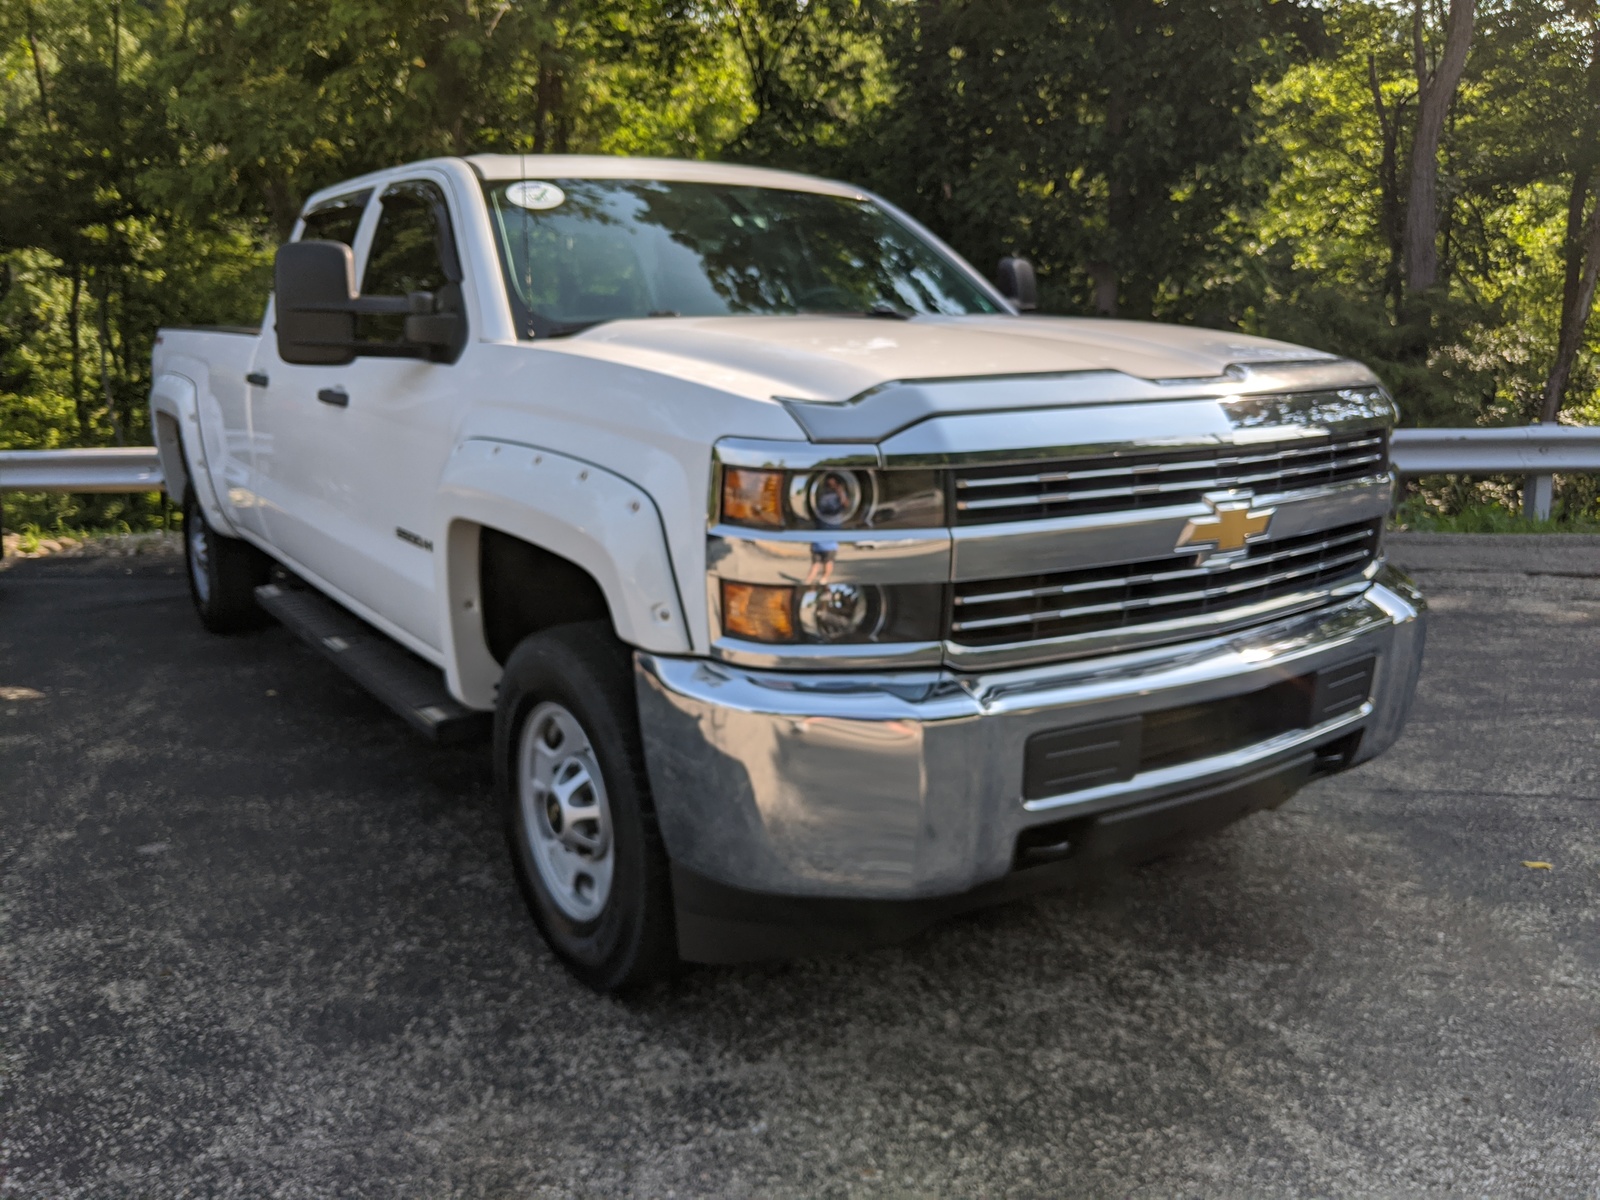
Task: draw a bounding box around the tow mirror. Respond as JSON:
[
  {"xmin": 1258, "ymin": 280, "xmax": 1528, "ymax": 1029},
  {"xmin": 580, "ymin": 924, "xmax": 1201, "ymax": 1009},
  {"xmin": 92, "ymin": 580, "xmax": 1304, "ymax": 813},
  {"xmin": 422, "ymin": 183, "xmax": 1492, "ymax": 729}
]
[
  {"xmin": 274, "ymin": 243, "xmax": 464, "ymax": 363},
  {"xmin": 274, "ymin": 240, "xmax": 358, "ymax": 365},
  {"xmin": 402, "ymin": 291, "xmax": 463, "ymax": 354},
  {"xmin": 997, "ymin": 256, "xmax": 1039, "ymax": 312}
]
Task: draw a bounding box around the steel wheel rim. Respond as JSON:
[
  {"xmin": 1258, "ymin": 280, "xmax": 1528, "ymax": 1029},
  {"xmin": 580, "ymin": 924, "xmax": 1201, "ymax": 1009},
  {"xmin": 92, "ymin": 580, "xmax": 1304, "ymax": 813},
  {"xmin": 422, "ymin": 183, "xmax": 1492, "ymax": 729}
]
[
  {"xmin": 188, "ymin": 514, "xmax": 212, "ymax": 604},
  {"xmin": 517, "ymin": 701, "xmax": 615, "ymax": 922}
]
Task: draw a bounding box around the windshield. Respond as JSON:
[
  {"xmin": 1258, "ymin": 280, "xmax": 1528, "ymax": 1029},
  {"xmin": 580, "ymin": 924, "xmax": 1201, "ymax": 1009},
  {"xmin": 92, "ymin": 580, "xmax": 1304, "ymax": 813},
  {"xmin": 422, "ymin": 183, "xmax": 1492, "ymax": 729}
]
[{"xmin": 482, "ymin": 178, "xmax": 1002, "ymax": 336}]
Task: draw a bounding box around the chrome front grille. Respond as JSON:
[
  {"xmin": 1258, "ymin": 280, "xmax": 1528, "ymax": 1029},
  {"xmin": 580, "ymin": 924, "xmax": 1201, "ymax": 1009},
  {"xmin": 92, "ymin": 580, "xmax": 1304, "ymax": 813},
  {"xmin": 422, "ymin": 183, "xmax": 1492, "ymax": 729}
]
[
  {"xmin": 949, "ymin": 520, "xmax": 1381, "ymax": 648},
  {"xmin": 952, "ymin": 430, "xmax": 1388, "ymax": 525}
]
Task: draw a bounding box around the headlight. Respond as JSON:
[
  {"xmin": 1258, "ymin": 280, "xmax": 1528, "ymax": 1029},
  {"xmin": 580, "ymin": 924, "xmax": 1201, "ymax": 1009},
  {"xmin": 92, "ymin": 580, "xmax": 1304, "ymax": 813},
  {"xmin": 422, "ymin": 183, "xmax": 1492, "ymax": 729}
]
[
  {"xmin": 719, "ymin": 580, "xmax": 943, "ymax": 646},
  {"xmin": 719, "ymin": 466, "xmax": 944, "ymax": 530},
  {"xmin": 798, "ymin": 582, "xmax": 881, "ymax": 640},
  {"xmin": 791, "ymin": 470, "xmax": 867, "ymax": 528}
]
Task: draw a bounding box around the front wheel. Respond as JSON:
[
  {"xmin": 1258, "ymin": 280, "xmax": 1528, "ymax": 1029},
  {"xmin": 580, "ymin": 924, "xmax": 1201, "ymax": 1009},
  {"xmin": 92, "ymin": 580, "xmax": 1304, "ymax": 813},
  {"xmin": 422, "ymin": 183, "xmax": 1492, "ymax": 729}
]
[
  {"xmin": 495, "ymin": 622, "xmax": 676, "ymax": 993},
  {"xmin": 184, "ymin": 487, "xmax": 268, "ymax": 634}
]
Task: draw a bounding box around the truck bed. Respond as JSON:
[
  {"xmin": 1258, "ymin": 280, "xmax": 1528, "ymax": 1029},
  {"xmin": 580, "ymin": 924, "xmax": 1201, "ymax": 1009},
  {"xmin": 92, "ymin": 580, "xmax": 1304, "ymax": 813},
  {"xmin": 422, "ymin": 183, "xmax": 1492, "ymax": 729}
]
[{"xmin": 152, "ymin": 327, "xmax": 258, "ymax": 432}]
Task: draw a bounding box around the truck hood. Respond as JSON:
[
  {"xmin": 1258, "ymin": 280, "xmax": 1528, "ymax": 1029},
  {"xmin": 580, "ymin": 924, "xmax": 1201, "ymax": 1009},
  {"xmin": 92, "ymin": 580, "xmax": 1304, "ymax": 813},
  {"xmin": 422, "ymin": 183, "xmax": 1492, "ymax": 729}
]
[{"xmin": 547, "ymin": 314, "xmax": 1342, "ymax": 405}]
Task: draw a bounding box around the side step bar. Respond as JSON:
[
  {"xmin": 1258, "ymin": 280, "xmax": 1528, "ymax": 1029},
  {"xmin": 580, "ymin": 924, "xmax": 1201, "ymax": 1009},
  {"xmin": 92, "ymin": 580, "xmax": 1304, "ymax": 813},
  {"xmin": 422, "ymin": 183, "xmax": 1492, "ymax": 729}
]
[{"xmin": 255, "ymin": 582, "xmax": 490, "ymax": 744}]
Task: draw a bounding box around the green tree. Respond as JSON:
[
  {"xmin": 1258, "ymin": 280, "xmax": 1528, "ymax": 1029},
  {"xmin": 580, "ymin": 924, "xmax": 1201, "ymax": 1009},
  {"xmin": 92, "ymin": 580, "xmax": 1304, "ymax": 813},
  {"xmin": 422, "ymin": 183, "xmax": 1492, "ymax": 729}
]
[
  {"xmin": 851, "ymin": 0, "xmax": 1320, "ymax": 320},
  {"xmin": 716, "ymin": 0, "xmax": 890, "ymax": 165},
  {"xmin": 8, "ymin": 0, "xmax": 1600, "ymax": 533}
]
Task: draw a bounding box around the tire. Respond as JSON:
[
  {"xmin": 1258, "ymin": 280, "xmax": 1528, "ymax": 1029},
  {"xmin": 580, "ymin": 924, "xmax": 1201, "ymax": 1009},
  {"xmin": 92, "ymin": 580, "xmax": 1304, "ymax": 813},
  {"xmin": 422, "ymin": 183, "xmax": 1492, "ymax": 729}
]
[
  {"xmin": 495, "ymin": 621, "xmax": 677, "ymax": 993},
  {"xmin": 183, "ymin": 486, "xmax": 269, "ymax": 634}
]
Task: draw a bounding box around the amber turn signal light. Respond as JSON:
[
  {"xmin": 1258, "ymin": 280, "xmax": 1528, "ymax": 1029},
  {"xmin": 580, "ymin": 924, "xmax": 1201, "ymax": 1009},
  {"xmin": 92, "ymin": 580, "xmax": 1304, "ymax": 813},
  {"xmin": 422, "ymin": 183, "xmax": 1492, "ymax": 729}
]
[
  {"xmin": 721, "ymin": 581, "xmax": 796, "ymax": 642},
  {"xmin": 721, "ymin": 468, "xmax": 786, "ymax": 528}
]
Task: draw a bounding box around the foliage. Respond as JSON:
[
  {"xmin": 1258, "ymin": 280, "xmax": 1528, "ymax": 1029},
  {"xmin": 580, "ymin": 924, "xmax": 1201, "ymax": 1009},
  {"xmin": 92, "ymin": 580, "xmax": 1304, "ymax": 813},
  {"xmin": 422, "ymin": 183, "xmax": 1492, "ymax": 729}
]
[
  {"xmin": 1392, "ymin": 492, "xmax": 1600, "ymax": 532},
  {"xmin": 843, "ymin": 0, "xmax": 1321, "ymax": 321},
  {"xmin": 1239, "ymin": 2, "xmax": 1589, "ymax": 432},
  {"xmin": 4, "ymin": 0, "xmax": 1600, "ymax": 535}
]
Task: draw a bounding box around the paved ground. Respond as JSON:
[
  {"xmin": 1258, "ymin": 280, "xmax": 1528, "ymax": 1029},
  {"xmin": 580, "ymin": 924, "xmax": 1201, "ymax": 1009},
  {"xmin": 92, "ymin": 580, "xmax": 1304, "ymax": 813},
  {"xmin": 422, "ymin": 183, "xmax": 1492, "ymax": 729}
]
[{"xmin": 1, "ymin": 535, "xmax": 1596, "ymax": 1197}]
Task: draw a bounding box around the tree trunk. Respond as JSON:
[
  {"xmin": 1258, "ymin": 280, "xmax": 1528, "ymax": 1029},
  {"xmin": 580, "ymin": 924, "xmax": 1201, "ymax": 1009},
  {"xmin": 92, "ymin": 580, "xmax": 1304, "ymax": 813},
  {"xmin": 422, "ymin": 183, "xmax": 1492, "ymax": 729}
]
[
  {"xmin": 68, "ymin": 261, "xmax": 85, "ymax": 437},
  {"xmin": 1088, "ymin": 263, "xmax": 1117, "ymax": 317},
  {"xmin": 96, "ymin": 273, "xmax": 125, "ymax": 446},
  {"xmin": 1402, "ymin": 0, "xmax": 1476, "ymax": 294},
  {"xmin": 1367, "ymin": 54, "xmax": 1407, "ymax": 310},
  {"xmin": 110, "ymin": 1, "xmax": 120, "ymax": 117},
  {"xmin": 1093, "ymin": 10, "xmax": 1134, "ymax": 318},
  {"xmin": 533, "ymin": 62, "xmax": 564, "ymax": 152},
  {"xmin": 1539, "ymin": 13, "xmax": 1600, "ymax": 423},
  {"xmin": 24, "ymin": 3, "xmax": 51, "ymax": 129},
  {"xmin": 726, "ymin": 1, "xmax": 817, "ymax": 151},
  {"xmin": 1560, "ymin": 165, "xmax": 1590, "ymax": 325},
  {"xmin": 1540, "ymin": 195, "xmax": 1600, "ymax": 423},
  {"xmin": 433, "ymin": 1, "xmax": 476, "ymax": 153},
  {"xmin": 264, "ymin": 177, "xmax": 298, "ymax": 243}
]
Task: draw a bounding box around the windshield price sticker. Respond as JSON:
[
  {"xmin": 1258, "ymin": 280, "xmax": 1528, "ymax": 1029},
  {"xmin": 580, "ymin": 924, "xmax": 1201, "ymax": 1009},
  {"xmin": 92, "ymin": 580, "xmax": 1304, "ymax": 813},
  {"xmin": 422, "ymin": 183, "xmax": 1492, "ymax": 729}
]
[{"xmin": 507, "ymin": 181, "xmax": 565, "ymax": 210}]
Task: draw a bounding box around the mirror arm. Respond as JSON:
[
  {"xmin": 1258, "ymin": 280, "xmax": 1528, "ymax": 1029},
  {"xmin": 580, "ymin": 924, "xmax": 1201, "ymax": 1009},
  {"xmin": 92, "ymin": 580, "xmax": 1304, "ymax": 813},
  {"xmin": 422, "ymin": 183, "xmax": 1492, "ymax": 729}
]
[
  {"xmin": 283, "ymin": 334, "xmax": 430, "ymax": 359},
  {"xmin": 353, "ymin": 342, "xmax": 434, "ymax": 360},
  {"xmin": 295, "ymin": 296, "xmax": 416, "ymax": 316}
]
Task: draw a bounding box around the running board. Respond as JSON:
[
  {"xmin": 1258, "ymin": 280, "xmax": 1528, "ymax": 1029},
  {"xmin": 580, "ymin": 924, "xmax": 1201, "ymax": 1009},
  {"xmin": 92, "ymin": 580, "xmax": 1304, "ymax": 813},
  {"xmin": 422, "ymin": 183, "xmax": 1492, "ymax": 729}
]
[{"xmin": 255, "ymin": 582, "xmax": 490, "ymax": 744}]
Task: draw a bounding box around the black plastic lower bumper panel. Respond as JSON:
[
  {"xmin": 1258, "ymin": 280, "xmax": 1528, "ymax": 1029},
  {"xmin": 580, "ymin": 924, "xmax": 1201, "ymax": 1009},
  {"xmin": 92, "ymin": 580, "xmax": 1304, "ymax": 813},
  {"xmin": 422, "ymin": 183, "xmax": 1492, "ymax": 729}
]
[{"xmin": 672, "ymin": 750, "xmax": 1322, "ymax": 964}]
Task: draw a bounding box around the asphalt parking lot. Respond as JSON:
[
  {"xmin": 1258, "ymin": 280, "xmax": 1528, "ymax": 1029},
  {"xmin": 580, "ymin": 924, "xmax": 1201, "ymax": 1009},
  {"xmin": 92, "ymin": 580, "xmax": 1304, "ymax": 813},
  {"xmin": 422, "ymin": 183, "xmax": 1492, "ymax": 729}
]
[{"xmin": 1, "ymin": 534, "xmax": 1597, "ymax": 1197}]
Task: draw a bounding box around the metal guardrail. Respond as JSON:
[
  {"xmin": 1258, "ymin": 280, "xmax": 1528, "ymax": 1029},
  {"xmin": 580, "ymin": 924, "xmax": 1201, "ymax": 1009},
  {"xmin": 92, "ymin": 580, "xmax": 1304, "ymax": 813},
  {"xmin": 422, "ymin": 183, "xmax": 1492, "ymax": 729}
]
[
  {"xmin": 1388, "ymin": 426, "xmax": 1600, "ymax": 473},
  {"xmin": 0, "ymin": 448, "xmax": 164, "ymax": 493},
  {"xmin": 2, "ymin": 427, "xmax": 1598, "ymax": 515},
  {"xmin": 1388, "ymin": 427, "xmax": 1600, "ymax": 518}
]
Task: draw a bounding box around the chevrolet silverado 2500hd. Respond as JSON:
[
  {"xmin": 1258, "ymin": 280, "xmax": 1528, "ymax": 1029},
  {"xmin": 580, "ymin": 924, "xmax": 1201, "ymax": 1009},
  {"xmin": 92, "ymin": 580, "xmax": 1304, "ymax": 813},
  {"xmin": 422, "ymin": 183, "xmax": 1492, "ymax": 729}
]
[{"xmin": 150, "ymin": 155, "xmax": 1425, "ymax": 992}]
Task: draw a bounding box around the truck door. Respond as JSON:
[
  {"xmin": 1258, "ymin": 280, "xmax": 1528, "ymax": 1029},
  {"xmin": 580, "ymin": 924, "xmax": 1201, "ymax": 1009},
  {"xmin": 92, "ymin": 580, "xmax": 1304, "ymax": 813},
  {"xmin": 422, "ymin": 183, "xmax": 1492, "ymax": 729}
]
[
  {"xmin": 324, "ymin": 178, "xmax": 470, "ymax": 649},
  {"xmin": 247, "ymin": 187, "xmax": 373, "ymax": 580},
  {"xmin": 253, "ymin": 177, "xmax": 467, "ymax": 654}
]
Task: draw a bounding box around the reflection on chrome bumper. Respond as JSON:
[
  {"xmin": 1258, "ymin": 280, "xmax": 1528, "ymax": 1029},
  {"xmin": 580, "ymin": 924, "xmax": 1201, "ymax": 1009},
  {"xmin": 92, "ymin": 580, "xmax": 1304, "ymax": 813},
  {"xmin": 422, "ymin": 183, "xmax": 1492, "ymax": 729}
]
[{"xmin": 635, "ymin": 566, "xmax": 1426, "ymax": 901}]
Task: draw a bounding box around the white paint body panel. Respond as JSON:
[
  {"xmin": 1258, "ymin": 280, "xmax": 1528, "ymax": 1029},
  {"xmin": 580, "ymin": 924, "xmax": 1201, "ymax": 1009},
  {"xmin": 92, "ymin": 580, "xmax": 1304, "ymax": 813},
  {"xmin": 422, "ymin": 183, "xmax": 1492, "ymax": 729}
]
[
  {"xmin": 550, "ymin": 313, "xmax": 1340, "ymax": 405},
  {"xmin": 437, "ymin": 440, "xmax": 692, "ymax": 706},
  {"xmin": 151, "ymin": 154, "xmax": 1347, "ymax": 710},
  {"xmin": 149, "ymin": 330, "xmax": 261, "ymax": 537}
]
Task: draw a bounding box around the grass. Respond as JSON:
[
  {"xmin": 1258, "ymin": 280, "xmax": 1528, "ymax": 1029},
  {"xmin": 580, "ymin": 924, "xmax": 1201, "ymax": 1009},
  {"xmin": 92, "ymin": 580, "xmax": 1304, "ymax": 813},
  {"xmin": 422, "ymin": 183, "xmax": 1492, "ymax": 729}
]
[
  {"xmin": 1, "ymin": 527, "xmax": 180, "ymax": 562},
  {"xmin": 1390, "ymin": 498, "xmax": 1600, "ymax": 534},
  {"xmin": 0, "ymin": 490, "xmax": 173, "ymax": 543}
]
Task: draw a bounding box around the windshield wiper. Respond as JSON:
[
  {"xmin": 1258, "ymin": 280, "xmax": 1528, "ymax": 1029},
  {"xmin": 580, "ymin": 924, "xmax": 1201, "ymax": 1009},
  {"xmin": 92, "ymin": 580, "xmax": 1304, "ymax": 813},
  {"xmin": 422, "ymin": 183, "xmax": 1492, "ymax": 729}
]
[
  {"xmin": 795, "ymin": 303, "xmax": 913, "ymax": 321},
  {"xmin": 531, "ymin": 306, "xmax": 911, "ymax": 336},
  {"xmin": 863, "ymin": 302, "xmax": 912, "ymax": 320},
  {"xmin": 526, "ymin": 310, "xmax": 683, "ymax": 339},
  {"xmin": 527, "ymin": 316, "xmax": 609, "ymax": 339}
]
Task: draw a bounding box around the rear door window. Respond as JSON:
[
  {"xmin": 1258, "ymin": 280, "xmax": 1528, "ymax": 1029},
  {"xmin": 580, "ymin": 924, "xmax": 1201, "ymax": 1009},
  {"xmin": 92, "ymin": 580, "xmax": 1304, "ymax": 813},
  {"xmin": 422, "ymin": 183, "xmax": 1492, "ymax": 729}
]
[{"xmin": 297, "ymin": 190, "xmax": 371, "ymax": 246}]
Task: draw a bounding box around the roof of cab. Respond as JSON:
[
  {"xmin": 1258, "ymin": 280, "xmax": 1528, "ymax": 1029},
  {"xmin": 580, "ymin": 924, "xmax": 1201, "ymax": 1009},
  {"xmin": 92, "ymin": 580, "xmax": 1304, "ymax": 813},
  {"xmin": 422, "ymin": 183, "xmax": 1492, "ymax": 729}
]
[
  {"xmin": 464, "ymin": 154, "xmax": 865, "ymax": 198},
  {"xmin": 300, "ymin": 155, "xmax": 867, "ymax": 217}
]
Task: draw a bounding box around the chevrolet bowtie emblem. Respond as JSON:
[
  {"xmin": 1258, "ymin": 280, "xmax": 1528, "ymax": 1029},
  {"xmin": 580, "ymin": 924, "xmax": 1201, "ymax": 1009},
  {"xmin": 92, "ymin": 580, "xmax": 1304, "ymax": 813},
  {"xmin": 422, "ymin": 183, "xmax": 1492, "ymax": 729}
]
[{"xmin": 1176, "ymin": 491, "xmax": 1275, "ymax": 557}]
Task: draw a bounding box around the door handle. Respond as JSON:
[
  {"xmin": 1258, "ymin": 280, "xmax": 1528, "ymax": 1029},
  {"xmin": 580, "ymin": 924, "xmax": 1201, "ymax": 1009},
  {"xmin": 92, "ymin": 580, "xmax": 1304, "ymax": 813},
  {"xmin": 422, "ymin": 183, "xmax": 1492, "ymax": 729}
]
[
  {"xmin": 317, "ymin": 387, "xmax": 349, "ymax": 408},
  {"xmin": 246, "ymin": 372, "xmax": 269, "ymax": 388}
]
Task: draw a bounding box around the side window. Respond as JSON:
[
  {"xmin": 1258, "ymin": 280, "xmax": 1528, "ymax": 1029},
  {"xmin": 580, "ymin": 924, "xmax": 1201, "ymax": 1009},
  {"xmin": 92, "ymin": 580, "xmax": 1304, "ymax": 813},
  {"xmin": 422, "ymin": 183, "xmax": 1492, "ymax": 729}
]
[
  {"xmin": 297, "ymin": 190, "xmax": 370, "ymax": 246},
  {"xmin": 359, "ymin": 181, "xmax": 462, "ymax": 343}
]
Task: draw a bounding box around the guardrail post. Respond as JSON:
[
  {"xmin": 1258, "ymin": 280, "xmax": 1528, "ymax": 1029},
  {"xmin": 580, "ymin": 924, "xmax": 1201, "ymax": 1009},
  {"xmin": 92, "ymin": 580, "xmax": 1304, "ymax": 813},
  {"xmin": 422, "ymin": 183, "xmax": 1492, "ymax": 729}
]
[{"xmin": 1523, "ymin": 473, "xmax": 1554, "ymax": 520}]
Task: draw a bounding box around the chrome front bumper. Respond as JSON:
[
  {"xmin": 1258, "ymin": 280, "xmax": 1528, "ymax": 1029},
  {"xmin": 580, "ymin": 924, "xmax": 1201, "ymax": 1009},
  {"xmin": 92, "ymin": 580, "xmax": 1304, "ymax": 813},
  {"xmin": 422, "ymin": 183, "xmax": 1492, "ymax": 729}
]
[{"xmin": 635, "ymin": 565, "xmax": 1426, "ymax": 902}]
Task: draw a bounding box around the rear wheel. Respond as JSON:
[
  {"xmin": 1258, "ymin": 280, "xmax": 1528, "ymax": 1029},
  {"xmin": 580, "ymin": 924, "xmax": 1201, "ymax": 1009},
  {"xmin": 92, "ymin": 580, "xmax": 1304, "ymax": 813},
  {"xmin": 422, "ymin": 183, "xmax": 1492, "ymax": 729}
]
[
  {"xmin": 496, "ymin": 622, "xmax": 677, "ymax": 993},
  {"xmin": 184, "ymin": 487, "xmax": 268, "ymax": 633}
]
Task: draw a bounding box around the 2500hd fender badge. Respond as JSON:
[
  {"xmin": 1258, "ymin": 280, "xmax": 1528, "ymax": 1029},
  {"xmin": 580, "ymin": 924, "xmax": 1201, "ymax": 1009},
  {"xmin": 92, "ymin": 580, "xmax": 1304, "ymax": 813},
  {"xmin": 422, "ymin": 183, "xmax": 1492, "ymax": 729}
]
[
  {"xmin": 395, "ymin": 527, "xmax": 434, "ymax": 552},
  {"xmin": 1176, "ymin": 491, "xmax": 1274, "ymax": 564}
]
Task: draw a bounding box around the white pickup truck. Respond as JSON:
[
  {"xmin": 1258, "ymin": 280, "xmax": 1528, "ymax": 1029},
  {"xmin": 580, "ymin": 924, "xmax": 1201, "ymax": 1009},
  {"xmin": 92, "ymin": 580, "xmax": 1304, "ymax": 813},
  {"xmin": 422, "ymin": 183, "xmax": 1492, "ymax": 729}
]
[{"xmin": 151, "ymin": 155, "xmax": 1425, "ymax": 991}]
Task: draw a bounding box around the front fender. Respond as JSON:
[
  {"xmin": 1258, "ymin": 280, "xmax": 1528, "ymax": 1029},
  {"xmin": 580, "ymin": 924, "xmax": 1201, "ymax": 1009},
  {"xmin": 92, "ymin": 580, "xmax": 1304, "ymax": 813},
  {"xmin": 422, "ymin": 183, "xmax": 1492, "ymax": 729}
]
[{"xmin": 436, "ymin": 438, "xmax": 692, "ymax": 708}]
